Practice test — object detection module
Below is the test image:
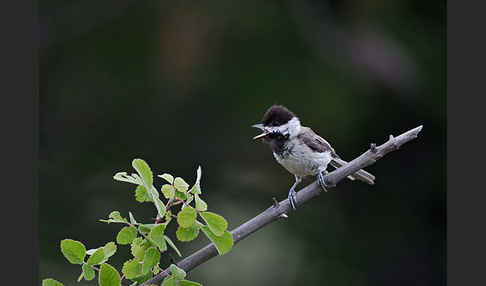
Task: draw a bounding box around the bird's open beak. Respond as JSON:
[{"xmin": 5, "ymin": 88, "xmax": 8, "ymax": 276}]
[
  {"xmin": 252, "ymin": 124, "xmax": 264, "ymax": 130},
  {"xmin": 252, "ymin": 124, "xmax": 268, "ymax": 140}
]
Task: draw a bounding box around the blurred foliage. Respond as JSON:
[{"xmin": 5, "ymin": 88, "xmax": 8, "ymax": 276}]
[{"xmin": 40, "ymin": 0, "xmax": 445, "ymax": 285}]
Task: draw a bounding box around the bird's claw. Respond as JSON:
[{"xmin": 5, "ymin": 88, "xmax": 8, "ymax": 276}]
[
  {"xmin": 288, "ymin": 188, "xmax": 297, "ymax": 210},
  {"xmin": 317, "ymin": 171, "xmax": 329, "ymax": 192}
]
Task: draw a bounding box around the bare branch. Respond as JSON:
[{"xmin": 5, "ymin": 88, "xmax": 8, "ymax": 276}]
[{"xmin": 141, "ymin": 125, "xmax": 423, "ymax": 285}]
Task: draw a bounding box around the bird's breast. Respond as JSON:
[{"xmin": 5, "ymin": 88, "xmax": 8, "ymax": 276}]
[{"xmin": 273, "ymin": 143, "xmax": 332, "ymax": 178}]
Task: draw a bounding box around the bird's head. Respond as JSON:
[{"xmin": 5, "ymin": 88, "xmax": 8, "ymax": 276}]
[{"xmin": 252, "ymin": 105, "xmax": 301, "ymax": 141}]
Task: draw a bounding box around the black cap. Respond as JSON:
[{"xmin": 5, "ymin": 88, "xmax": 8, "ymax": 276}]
[{"xmin": 262, "ymin": 105, "xmax": 295, "ymax": 127}]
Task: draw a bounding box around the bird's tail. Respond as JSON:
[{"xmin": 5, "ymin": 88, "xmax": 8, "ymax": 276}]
[{"xmin": 330, "ymin": 157, "xmax": 375, "ymax": 185}]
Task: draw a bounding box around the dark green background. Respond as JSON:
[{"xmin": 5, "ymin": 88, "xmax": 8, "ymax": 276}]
[{"xmin": 40, "ymin": 1, "xmax": 445, "ymax": 285}]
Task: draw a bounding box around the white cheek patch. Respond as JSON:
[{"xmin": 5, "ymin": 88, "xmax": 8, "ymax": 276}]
[
  {"xmin": 266, "ymin": 117, "xmax": 301, "ymax": 137},
  {"xmin": 262, "ymin": 117, "xmax": 301, "ymax": 140},
  {"xmin": 286, "ymin": 117, "xmax": 301, "ymax": 137}
]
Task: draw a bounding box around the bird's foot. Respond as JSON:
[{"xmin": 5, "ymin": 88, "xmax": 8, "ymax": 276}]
[
  {"xmin": 288, "ymin": 188, "xmax": 297, "ymax": 210},
  {"xmin": 317, "ymin": 171, "xmax": 329, "ymax": 192}
]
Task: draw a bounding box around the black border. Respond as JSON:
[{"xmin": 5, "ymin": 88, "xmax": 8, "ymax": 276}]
[
  {"xmin": 448, "ymin": 0, "xmax": 486, "ymax": 285},
  {"xmin": 0, "ymin": 0, "xmax": 39, "ymax": 285}
]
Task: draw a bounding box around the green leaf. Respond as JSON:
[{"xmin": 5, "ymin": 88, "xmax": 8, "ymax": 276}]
[
  {"xmin": 161, "ymin": 277, "xmax": 177, "ymax": 286},
  {"xmin": 185, "ymin": 193, "xmax": 194, "ymax": 205},
  {"xmin": 82, "ymin": 264, "xmax": 96, "ymax": 281},
  {"xmin": 175, "ymin": 190, "xmax": 187, "ymax": 200},
  {"xmin": 194, "ymin": 195, "xmax": 207, "ymax": 212},
  {"xmin": 77, "ymin": 271, "xmax": 84, "ymax": 282},
  {"xmin": 161, "ymin": 184, "xmax": 175, "ymax": 199},
  {"xmin": 60, "ymin": 239, "xmax": 86, "ymax": 264},
  {"xmin": 149, "ymin": 224, "xmax": 167, "ymax": 252},
  {"xmin": 201, "ymin": 226, "xmax": 233, "ymax": 255},
  {"xmin": 158, "ymin": 173, "xmax": 174, "ymax": 184},
  {"xmin": 153, "ymin": 263, "xmax": 161, "ymax": 275},
  {"xmin": 174, "ymin": 177, "xmax": 189, "ymax": 193},
  {"xmin": 165, "ymin": 210, "xmax": 173, "ymax": 224},
  {"xmin": 138, "ymin": 224, "xmax": 156, "ymax": 234},
  {"xmin": 189, "ymin": 184, "xmax": 201, "ymax": 195},
  {"xmin": 131, "ymin": 173, "xmax": 142, "ymax": 183},
  {"xmin": 113, "ymin": 172, "xmax": 142, "ymax": 185},
  {"xmin": 129, "ymin": 282, "xmax": 138, "ymax": 286},
  {"xmin": 116, "ymin": 226, "xmax": 137, "ymax": 245},
  {"xmin": 132, "ymin": 158, "xmax": 153, "ymax": 188},
  {"xmin": 179, "ymin": 280, "xmax": 203, "ymax": 286},
  {"xmin": 42, "ymin": 278, "xmax": 64, "ymax": 286},
  {"xmin": 164, "ymin": 235, "xmax": 182, "ymax": 257},
  {"xmin": 109, "ymin": 211, "xmax": 123, "ymax": 221},
  {"xmin": 170, "ymin": 264, "xmax": 186, "ymax": 280},
  {"xmin": 142, "ymin": 247, "xmax": 160, "ymax": 274},
  {"xmin": 87, "ymin": 248, "xmax": 105, "ymax": 265},
  {"xmin": 131, "ymin": 237, "xmax": 146, "ymax": 259},
  {"xmin": 122, "ymin": 258, "xmax": 142, "ymax": 279},
  {"xmin": 148, "ymin": 186, "xmax": 166, "ymax": 218},
  {"xmin": 131, "ymin": 272, "xmax": 153, "ymax": 283},
  {"xmin": 129, "ymin": 212, "xmax": 137, "ymax": 224},
  {"xmin": 154, "ymin": 196, "xmax": 167, "ymax": 218},
  {"xmin": 199, "ymin": 212, "xmax": 228, "ymax": 236},
  {"xmin": 189, "ymin": 166, "xmax": 202, "ymax": 195},
  {"xmin": 86, "ymin": 248, "xmax": 98, "ymax": 255},
  {"xmin": 102, "ymin": 242, "xmax": 117, "ymax": 261},
  {"xmin": 99, "ymin": 263, "xmax": 121, "ymax": 286},
  {"xmin": 135, "ymin": 185, "xmax": 153, "ymax": 202},
  {"xmin": 176, "ymin": 225, "xmax": 200, "ymax": 242},
  {"xmin": 177, "ymin": 207, "xmax": 197, "ymax": 228},
  {"xmin": 102, "ymin": 211, "xmax": 128, "ymax": 223}
]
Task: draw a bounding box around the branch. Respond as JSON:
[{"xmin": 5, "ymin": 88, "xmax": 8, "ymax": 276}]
[{"xmin": 142, "ymin": 125, "xmax": 423, "ymax": 285}]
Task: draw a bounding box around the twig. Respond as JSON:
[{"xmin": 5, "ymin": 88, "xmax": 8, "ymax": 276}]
[
  {"xmin": 272, "ymin": 197, "xmax": 279, "ymax": 208},
  {"xmin": 141, "ymin": 125, "xmax": 423, "ymax": 285}
]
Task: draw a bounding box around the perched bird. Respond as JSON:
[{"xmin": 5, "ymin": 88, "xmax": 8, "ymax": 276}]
[{"xmin": 252, "ymin": 105, "xmax": 375, "ymax": 210}]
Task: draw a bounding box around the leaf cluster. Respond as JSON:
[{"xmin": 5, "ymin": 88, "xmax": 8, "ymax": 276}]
[{"xmin": 43, "ymin": 159, "xmax": 233, "ymax": 286}]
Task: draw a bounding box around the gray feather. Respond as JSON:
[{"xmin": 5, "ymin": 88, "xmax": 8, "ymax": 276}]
[{"xmin": 330, "ymin": 157, "xmax": 375, "ymax": 185}]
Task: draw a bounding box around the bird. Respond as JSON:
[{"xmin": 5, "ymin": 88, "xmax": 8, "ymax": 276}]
[{"xmin": 252, "ymin": 105, "xmax": 375, "ymax": 210}]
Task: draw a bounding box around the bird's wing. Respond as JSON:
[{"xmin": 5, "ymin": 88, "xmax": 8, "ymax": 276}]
[
  {"xmin": 300, "ymin": 127, "xmax": 375, "ymax": 184},
  {"xmin": 298, "ymin": 127, "xmax": 338, "ymax": 157}
]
